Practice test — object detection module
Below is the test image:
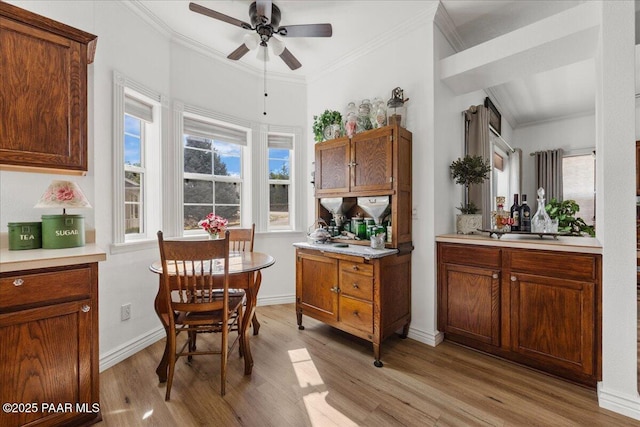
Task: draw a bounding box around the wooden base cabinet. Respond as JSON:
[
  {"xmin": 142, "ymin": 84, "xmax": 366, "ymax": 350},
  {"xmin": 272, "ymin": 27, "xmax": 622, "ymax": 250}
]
[
  {"xmin": 438, "ymin": 242, "xmax": 601, "ymax": 386},
  {"xmin": 296, "ymin": 248, "xmax": 411, "ymax": 367},
  {"xmin": 0, "ymin": 263, "xmax": 101, "ymax": 427}
]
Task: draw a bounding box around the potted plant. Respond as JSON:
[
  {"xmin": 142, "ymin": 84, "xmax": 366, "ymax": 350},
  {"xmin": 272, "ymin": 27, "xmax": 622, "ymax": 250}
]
[
  {"xmin": 450, "ymin": 155, "xmax": 491, "ymax": 234},
  {"xmin": 313, "ymin": 110, "xmax": 343, "ymax": 142},
  {"xmin": 545, "ymin": 198, "xmax": 595, "ymax": 236}
]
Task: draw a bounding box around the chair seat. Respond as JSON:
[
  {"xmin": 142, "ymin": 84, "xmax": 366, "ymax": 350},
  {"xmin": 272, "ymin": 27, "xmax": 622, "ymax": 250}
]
[{"xmin": 176, "ymin": 294, "xmax": 245, "ymax": 326}]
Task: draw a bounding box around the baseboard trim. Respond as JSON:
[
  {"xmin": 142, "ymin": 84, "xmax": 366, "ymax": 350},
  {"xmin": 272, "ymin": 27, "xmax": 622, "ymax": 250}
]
[
  {"xmin": 407, "ymin": 327, "xmax": 444, "ymax": 347},
  {"xmin": 597, "ymin": 384, "xmax": 640, "ymax": 421},
  {"xmin": 99, "ymin": 326, "xmax": 165, "ymax": 372},
  {"xmin": 257, "ymin": 294, "xmax": 295, "ymax": 306}
]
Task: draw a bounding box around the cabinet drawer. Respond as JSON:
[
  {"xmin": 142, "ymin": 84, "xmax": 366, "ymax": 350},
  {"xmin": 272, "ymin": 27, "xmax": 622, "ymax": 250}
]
[
  {"xmin": 507, "ymin": 250, "xmax": 598, "ymax": 282},
  {"xmin": 339, "ymin": 297, "xmax": 373, "ymax": 333},
  {"xmin": 340, "ymin": 270, "xmax": 373, "ymax": 301},
  {"xmin": 0, "ymin": 267, "xmax": 92, "ymax": 310},
  {"xmin": 439, "ymin": 244, "xmax": 501, "ymax": 269},
  {"xmin": 340, "ymin": 260, "xmax": 373, "ymax": 276}
]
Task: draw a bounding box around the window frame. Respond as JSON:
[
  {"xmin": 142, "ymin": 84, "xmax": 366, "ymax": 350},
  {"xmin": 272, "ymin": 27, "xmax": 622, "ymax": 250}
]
[
  {"xmin": 111, "ymin": 71, "xmax": 167, "ymax": 253},
  {"xmin": 562, "ymin": 150, "xmax": 596, "ymax": 226},
  {"xmin": 267, "ymin": 131, "xmax": 295, "ymax": 231},
  {"xmin": 179, "ymin": 106, "xmax": 252, "ymax": 236}
]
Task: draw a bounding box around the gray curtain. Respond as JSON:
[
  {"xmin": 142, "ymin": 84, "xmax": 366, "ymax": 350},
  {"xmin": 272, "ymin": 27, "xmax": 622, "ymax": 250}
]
[
  {"xmin": 464, "ymin": 105, "xmax": 491, "ymax": 228},
  {"xmin": 534, "ymin": 149, "xmax": 564, "ymax": 202}
]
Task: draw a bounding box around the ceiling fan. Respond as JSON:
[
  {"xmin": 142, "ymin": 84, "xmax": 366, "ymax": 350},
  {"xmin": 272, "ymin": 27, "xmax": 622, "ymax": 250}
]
[{"xmin": 189, "ymin": 1, "xmax": 333, "ymax": 70}]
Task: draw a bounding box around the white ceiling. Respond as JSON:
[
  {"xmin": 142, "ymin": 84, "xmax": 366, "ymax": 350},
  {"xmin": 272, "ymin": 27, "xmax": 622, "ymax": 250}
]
[{"xmin": 129, "ymin": 0, "xmax": 601, "ymax": 127}]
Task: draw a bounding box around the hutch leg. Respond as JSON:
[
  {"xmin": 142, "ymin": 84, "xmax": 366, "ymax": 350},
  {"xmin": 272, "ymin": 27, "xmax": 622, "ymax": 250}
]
[
  {"xmin": 296, "ymin": 308, "xmax": 305, "ymax": 330},
  {"xmin": 400, "ymin": 322, "xmax": 410, "ymax": 339},
  {"xmin": 372, "ymin": 342, "xmax": 383, "ymax": 368}
]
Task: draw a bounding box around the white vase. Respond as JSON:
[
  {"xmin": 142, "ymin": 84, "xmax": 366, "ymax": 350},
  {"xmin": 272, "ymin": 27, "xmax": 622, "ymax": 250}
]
[{"xmin": 456, "ymin": 214, "xmax": 482, "ymax": 235}]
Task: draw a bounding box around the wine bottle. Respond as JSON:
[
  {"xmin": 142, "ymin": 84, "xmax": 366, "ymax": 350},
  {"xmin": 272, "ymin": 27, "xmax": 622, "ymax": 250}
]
[
  {"xmin": 520, "ymin": 194, "xmax": 531, "ymax": 232},
  {"xmin": 510, "ymin": 194, "xmax": 520, "ymax": 231}
]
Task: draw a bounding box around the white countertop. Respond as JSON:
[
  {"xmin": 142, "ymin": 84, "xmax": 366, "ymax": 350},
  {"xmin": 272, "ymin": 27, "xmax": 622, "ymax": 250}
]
[
  {"xmin": 436, "ymin": 233, "xmax": 602, "ymax": 254},
  {"xmin": 0, "ymin": 244, "xmax": 107, "ymax": 273},
  {"xmin": 293, "ymin": 242, "xmax": 398, "ymax": 259}
]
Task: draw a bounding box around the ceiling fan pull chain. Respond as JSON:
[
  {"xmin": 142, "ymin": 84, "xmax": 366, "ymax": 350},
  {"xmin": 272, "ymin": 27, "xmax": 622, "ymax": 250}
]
[{"xmin": 263, "ymin": 47, "xmax": 268, "ymax": 116}]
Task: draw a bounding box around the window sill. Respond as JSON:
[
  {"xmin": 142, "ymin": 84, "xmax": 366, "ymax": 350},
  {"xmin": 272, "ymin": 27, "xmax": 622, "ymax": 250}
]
[{"xmin": 110, "ymin": 238, "xmax": 158, "ymax": 255}]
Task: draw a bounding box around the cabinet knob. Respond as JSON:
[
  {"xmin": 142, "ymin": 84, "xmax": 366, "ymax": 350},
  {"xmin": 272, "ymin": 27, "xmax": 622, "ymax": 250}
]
[
  {"xmin": 13, "ymin": 278, "xmax": 24, "ymax": 287},
  {"xmin": 81, "ymin": 305, "xmax": 91, "ymax": 313},
  {"xmin": 353, "ymin": 311, "xmax": 359, "ymax": 317},
  {"xmin": 330, "ymin": 286, "xmax": 340, "ymax": 293},
  {"xmin": 510, "ymin": 276, "xmax": 517, "ymax": 282},
  {"xmin": 492, "ymin": 273, "xmax": 498, "ymax": 279},
  {"xmin": 352, "ymin": 265, "xmax": 359, "ymax": 271},
  {"xmin": 352, "ymin": 283, "xmax": 359, "ymax": 289}
]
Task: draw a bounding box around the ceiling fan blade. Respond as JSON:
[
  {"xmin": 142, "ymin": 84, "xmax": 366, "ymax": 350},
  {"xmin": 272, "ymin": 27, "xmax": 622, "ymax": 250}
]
[
  {"xmin": 256, "ymin": 0, "xmax": 272, "ymax": 24},
  {"xmin": 189, "ymin": 2, "xmax": 251, "ymax": 29},
  {"xmin": 279, "ymin": 47, "xmax": 302, "ymax": 70},
  {"xmin": 227, "ymin": 44, "xmax": 250, "ymax": 60},
  {"xmin": 279, "ymin": 24, "xmax": 332, "ymax": 38}
]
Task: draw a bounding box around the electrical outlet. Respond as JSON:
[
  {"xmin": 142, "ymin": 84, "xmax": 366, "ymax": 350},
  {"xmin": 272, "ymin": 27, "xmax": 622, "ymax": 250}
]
[{"xmin": 121, "ymin": 303, "xmax": 131, "ymax": 321}]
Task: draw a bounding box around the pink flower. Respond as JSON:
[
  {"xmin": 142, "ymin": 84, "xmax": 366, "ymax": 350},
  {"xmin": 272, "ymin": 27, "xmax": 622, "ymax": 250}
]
[
  {"xmin": 56, "ymin": 187, "xmax": 75, "ymax": 201},
  {"xmin": 198, "ymin": 213, "xmax": 228, "ymax": 235}
]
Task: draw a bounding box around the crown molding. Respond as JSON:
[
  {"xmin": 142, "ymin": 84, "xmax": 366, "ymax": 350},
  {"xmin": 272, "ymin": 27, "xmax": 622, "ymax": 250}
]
[
  {"xmin": 434, "ymin": 1, "xmax": 465, "ymax": 52},
  {"xmin": 307, "ymin": 3, "xmax": 439, "ymax": 84},
  {"xmin": 120, "ymin": 0, "xmax": 173, "ymax": 38}
]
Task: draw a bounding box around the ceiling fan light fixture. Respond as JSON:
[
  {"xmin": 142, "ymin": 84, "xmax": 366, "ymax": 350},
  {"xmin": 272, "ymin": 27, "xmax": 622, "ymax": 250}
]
[
  {"xmin": 257, "ymin": 45, "xmax": 270, "ymax": 62},
  {"xmin": 243, "ymin": 32, "xmax": 260, "ymax": 50},
  {"xmin": 269, "ymin": 36, "xmax": 285, "ymax": 56}
]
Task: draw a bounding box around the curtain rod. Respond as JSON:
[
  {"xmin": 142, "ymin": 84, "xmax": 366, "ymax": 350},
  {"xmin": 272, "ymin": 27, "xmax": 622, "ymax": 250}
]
[{"xmin": 489, "ymin": 125, "xmax": 515, "ymax": 153}]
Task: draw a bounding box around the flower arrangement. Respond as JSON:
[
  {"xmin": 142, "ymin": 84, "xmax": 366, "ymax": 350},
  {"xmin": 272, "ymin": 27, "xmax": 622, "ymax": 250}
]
[{"xmin": 198, "ymin": 213, "xmax": 228, "ymax": 237}]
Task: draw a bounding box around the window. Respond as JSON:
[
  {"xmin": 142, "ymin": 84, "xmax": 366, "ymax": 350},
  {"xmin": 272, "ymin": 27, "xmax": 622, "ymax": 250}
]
[
  {"xmin": 112, "ymin": 71, "xmax": 164, "ymax": 251},
  {"xmin": 563, "ymin": 153, "xmax": 595, "ymax": 225},
  {"xmin": 268, "ymin": 133, "xmax": 293, "ymax": 229},
  {"xmin": 183, "ymin": 115, "xmax": 248, "ymax": 233}
]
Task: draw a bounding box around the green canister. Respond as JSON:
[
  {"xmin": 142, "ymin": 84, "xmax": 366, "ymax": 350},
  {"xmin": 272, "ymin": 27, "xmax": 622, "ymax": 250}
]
[
  {"xmin": 8, "ymin": 222, "xmax": 42, "ymax": 250},
  {"xmin": 41, "ymin": 214, "xmax": 85, "ymax": 249}
]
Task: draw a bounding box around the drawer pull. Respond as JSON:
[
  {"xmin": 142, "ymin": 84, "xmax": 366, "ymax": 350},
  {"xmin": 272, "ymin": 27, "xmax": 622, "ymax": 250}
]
[
  {"xmin": 492, "ymin": 273, "xmax": 498, "ymax": 279},
  {"xmin": 13, "ymin": 278, "xmax": 24, "ymax": 287},
  {"xmin": 353, "ymin": 311, "xmax": 359, "ymax": 317},
  {"xmin": 510, "ymin": 276, "xmax": 517, "ymax": 282},
  {"xmin": 352, "ymin": 283, "xmax": 359, "ymax": 289},
  {"xmin": 352, "ymin": 265, "xmax": 359, "ymax": 271},
  {"xmin": 81, "ymin": 305, "xmax": 91, "ymax": 313}
]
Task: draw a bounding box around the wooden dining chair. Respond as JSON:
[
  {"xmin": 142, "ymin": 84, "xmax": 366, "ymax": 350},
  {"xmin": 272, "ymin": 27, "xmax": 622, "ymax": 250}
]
[
  {"xmin": 227, "ymin": 224, "xmax": 262, "ymax": 335},
  {"xmin": 157, "ymin": 230, "xmax": 245, "ymax": 399}
]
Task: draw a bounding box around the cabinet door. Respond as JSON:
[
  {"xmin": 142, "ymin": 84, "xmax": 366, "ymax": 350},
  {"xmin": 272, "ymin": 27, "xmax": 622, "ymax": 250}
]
[
  {"xmin": 351, "ymin": 127, "xmax": 393, "ymax": 193},
  {"xmin": 0, "ymin": 299, "xmax": 97, "ymax": 427},
  {"xmin": 315, "ymin": 138, "xmax": 350, "ymax": 195},
  {"xmin": 509, "ymin": 272, "xmax": 595, "ymax": 376},
  {"xmin": 0, "ymin": 17, "xmax": 88, "ymax": 171},
  {"xmin": 296, "ymin": 251, "xmax": 339, "ymax": 322},
  {"xmin": 439, "ymin": 263, "xmax": 501, "ymax": 347}
]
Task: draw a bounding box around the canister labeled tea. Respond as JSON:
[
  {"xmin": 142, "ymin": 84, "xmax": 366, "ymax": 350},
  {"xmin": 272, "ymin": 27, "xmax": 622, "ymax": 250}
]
[
  {"xmin": 41, "ymin": 214, "xmax": 85, "ymax": 249},
  {"xmin": 8, "ymin": 222, "xmax": 42, "ymax": 250}
]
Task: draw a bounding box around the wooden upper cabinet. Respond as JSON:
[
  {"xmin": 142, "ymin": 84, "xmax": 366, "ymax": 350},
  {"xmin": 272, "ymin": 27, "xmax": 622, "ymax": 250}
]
[
  {"xmin": 315, "ymin": 137, "xmax": 350, "ymax": 195},
  {"xmin": 0, "ymin": 2, "xmax": 97, "ymax": 173},
  {"xmin": 314, "ymin": 126, "xmax": 396, "ymax": 196},
  {"xmin": 351, "ymin": 127, "xmax": 393, "ymax": 193}
]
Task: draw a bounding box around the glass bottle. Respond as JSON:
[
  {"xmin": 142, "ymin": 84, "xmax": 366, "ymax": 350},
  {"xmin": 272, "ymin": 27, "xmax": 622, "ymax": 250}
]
[
  {"xmin": 370, "ymin": 97, "xmax": 387, "ymax": 128},
  {"xmin": 356, "ymin": 99, "xmax": 373, "ymax": 133},
  {"xmin": 531, "ymin": 187, "xmax": 552, "ymax": 233},
  {"xmin": 493, "ymin": 196, "xmax": 510, "ymax": 231},
  {"xmin": 509, "ymin": 194, "xmax": 520, "ymax": 231},
  {"xmin": 344, "ymin": 102, "xmax": 357, "ymax": 138},
  {"xmin": 520, "ymin": 194, "xmax": 531, "ymax": 232}
]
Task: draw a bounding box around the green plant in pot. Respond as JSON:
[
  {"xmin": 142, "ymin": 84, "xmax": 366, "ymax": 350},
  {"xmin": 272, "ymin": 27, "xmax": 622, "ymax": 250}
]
[
  {"xmin": 545, "ymin": 198, "xmax": 595, "ymax": 236},
  {"xmin": 450, "ymin": 155, "xmax": 491, "ymax": 234},
  {"xmin": 313, "ymin": 110, "xmax": 343, "ymax": 142}
]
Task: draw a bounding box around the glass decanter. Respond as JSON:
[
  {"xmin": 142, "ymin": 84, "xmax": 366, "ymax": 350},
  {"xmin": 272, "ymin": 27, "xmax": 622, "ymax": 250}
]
[{"xmin": 531, "ymin": 187, "xmax": 552, "ymax": 233}]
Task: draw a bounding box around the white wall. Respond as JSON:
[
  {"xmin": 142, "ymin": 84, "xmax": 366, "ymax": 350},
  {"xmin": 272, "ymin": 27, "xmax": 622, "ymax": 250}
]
[{"xmin": 2, "ymin": 0, "xmax": 306, "ymax": 369}]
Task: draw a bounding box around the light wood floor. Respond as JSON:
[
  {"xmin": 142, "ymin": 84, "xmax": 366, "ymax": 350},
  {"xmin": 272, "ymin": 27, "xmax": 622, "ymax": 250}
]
[{"xmin": 97, "ymin": 304, "xmax": 637, "ymax": 427}]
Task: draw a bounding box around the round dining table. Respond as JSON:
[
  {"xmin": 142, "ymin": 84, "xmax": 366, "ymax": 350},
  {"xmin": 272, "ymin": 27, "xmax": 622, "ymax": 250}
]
[{"xmin": 149, "ymin": 251, "xmax": 275, "ymax": 382}]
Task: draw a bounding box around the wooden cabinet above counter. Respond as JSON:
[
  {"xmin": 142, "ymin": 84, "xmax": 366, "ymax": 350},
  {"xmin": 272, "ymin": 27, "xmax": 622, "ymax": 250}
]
[
  {"xmin": 436, "ymin": 234, "xmax": 602, "ymax": 386},
  {"xmin": 0, "ymin": 2, "xmax": 97, "ymax": 174}
]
